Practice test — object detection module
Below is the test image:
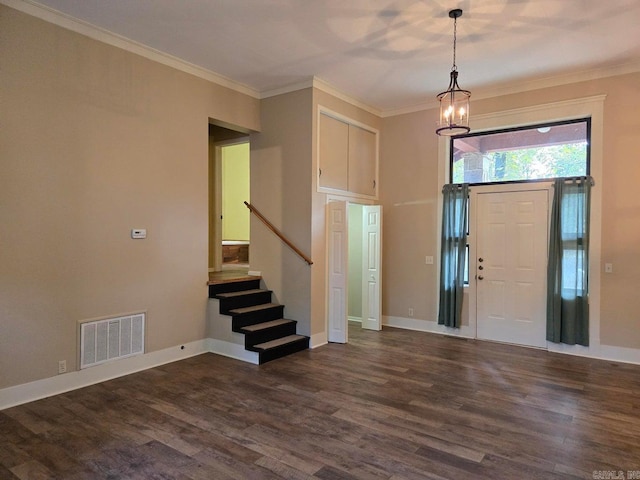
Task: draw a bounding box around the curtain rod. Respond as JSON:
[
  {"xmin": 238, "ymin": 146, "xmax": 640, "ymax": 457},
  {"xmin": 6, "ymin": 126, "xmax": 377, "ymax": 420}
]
[{"xmin": 553, "ymin": 175, "xmax": 595, "ymax": 187}]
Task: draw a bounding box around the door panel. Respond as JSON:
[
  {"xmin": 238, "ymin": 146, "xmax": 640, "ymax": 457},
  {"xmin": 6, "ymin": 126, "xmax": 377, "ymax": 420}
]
[
  {"xmin": 476, "ymin": 190, "xmax": 548, "ymax": 348},
  {"xmin": 361, "ymin": 205, "xmax": 382, "ymax": 331},
  {"xmin": 327, "ymin": 201, "xmax": 348, "ymax": 343}
]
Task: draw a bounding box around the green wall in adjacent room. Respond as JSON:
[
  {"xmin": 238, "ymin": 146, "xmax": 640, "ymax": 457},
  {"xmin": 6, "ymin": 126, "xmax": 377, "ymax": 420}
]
[{"xmin": 222, "ymin": 143, "xmax": 250, "ymax": 241}]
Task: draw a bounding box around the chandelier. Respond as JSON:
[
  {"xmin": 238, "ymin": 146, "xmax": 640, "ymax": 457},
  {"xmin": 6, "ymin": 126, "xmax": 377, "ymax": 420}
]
[{"xmin": 436, "ymin": 9, "xmax": 471, "ymax": 136}]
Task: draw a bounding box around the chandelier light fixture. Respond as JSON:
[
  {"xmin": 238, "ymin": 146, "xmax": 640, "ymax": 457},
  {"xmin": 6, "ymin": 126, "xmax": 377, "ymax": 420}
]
[{"xmin": 436, "ymin": 8, "xmax": 471, "ymax": 136}]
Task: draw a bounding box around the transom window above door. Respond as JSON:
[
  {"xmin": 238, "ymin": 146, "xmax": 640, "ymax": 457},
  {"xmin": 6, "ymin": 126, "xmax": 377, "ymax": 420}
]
[{"xmin": 450, "ymin": 118, "xmax": 590, "ymax": 185}]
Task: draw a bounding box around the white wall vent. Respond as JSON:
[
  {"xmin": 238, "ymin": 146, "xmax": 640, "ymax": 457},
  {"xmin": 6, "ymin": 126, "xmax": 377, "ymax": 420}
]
[{"xmin": 80, "ymin": 313, "xmax": 145, "ymax": 369}]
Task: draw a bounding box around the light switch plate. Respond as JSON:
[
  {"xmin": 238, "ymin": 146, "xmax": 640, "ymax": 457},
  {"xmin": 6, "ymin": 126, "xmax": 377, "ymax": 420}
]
[{"xmin": 131, "ymin": 229, "xmax": 147, "ymax": 239}]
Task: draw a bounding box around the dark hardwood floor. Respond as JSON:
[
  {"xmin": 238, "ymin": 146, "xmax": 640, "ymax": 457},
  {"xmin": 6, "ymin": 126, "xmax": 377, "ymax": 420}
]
[{"xmin": 2, "ymin": 323, "xmax": 640, "ymax": 479}]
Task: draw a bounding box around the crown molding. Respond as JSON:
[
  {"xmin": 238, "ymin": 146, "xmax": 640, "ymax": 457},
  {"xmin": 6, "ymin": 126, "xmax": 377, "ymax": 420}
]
[
  {"xmin": 381, "ymin": 60, "xmax": 640, "ymax": 118},
  {"xmin": 1, "ymin": 0, "xmax": 261, "ymax": 99},
  {"xmin": 6, "ymin": 0, "xmax": 638, "ymax": 119},
  {"xmin": 260, "ymin": 77, "xmax": 382, "ymax": 117},
  {"xmin": 311, "ymin": 77, "xmax": 382, "ymax": 117}
]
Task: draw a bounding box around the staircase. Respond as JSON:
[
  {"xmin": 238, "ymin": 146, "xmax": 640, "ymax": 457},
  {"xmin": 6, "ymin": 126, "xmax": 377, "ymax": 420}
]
[{"xmin": 208, "ymin": 276, "xmax": 309, "ymax": 364}]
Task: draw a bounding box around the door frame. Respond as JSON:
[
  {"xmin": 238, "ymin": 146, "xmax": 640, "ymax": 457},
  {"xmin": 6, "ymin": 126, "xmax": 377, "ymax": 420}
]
[
  {"xmin": 209, "ymin": 137, "xmax": 249, "ymax": 272},
  {"xmin": 325, "ymin": 195, "xmax": 380, "ymax": 342},
  {"xmin": 438, "ymin": 96, "xmax": 604, "ymax": 351},
  {"xmin": 470, "ymin": 183, "xmax": 552, "ymax": 346}
]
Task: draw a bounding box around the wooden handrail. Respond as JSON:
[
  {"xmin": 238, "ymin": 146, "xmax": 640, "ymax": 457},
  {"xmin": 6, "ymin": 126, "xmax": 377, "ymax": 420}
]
[{"xmin": 244, "ymin": 201, "xmax": 313, "ymax": 265}]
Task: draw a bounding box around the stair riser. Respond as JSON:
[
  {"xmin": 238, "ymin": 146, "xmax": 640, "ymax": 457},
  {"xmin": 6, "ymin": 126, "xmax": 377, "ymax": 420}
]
[
  {"xmin": 219, "ymin": 291, "xmax": 273, "ymax": 315},
  {"xmin": 244, "ymin": 322, "xmax": 297, "ymax": 349},
  {"xmin": 209, "ymin": 279, "xmax": 261, "ymax": 297},
  {"xmin": 259, "ymin": 337, "xmax": 310, "ymax": 364},
  {"xmin": 231, "ymin": 306, "xmax": 285, "ymax": 329}
]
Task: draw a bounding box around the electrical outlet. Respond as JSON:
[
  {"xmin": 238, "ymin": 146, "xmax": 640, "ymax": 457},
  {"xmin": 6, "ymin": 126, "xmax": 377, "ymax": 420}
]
[
  {"xmin": 425, "ymin": 256, "xmax": 434, "ymax": 265},
  {"xmin": 58, "ymin": 360, "xmax": 67, "ymax": 374},
  {"xmin": 408, "ymin": 308, "xmax": 414, "ymax": 317}
]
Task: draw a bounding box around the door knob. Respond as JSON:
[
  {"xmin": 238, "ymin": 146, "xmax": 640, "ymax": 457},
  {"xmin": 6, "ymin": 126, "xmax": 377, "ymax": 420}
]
[{"xmin": 478, "ymin": 275, "xmax": 484, "ymax": 280}]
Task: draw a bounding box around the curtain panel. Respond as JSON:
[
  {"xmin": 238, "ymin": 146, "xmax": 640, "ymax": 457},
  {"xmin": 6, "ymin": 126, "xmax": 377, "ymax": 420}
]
[
  {"xmin": 438, "ymin": 183, "xmax": 469, "ymax": 328},
  {"xmin": 546, "ymin": 176, "xmax": 593, "ymax": 346}
]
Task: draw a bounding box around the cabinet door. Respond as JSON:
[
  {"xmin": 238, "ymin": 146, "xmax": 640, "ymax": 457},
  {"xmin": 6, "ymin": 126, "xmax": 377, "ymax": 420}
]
[
  {"xmin": 348, "ymin": 124, "xmax": 377, "ymax": 196},
  {"xmin": 319, "ymin": 113, "xmax": 348, "ymax": 191}
]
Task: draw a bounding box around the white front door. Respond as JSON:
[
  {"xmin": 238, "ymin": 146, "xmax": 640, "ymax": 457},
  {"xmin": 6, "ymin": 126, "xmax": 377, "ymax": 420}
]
[
  {"xmin": 476, "ymin": 190, "xmax": 548, "ymax": 348},
  {"xmin": 327, "ymin": 201, "xmax": 348, "ymax": 343},
  {"xmin": 361, "ymin": 205, "xmax": 382, "ymax": 331}
]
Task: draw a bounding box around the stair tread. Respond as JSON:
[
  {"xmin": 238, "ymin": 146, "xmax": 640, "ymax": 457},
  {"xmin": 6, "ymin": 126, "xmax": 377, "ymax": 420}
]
[
  {"xmin": 216, "ymin": 289, "xmax": 269, "ymax": 299},
  {"xmin": 241, "ymin": 318, "xmax": 296, "ymax": 332},
  {"xmin": 253, "ymin": 334, "xmax": 307, "ymax": 351},
  {"xmin": 229, "ymin": 303, "xmax": 281, "ymax": 315}
]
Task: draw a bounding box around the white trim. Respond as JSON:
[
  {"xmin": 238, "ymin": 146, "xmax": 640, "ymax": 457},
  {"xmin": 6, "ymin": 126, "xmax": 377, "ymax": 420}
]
[
  {"xmin": 260, "ymin": 78, "xmax": 315, "ymax": 100},
  {"xmin": 437, "ymin": 95, "xmax": 606, "ymax": 356},
  {"xmin": 383, "ymin": 315, "xmax": 476, "ymax": 339},
  {"xmin": 548, "ymin": 342, "xmax": 640, "ymax": 366},
  {"xmin": 384, "ymin": 316, "xmax": 640, "ymax": 366},
  {"xmin": 310, "ymin": 332, "xmax": 328, "ymax": 349},
  {"xmin": 256, "ymin": 77, "xmax": 383, "ymax": 117},
  {"xmin": 312, "ymin": 78, "xmax": 381, "ymax": 117},
  {"xmin": 0, "ymin": 339, "xmax": 208, "ymax": 410},
  {"xmin": 1, "ymin": 0, "xmax": 259, "ymax": 99},
  {"xmin": 381, "ymin": 63, "xmax": 639, "ymax": 118},
  {"xmin": 206, "ymin": 338, "xmax": 259, "ymax": 365},
  {"xmin": 348, "ymin": 316, "xmax": 362, "ymax": 323}
]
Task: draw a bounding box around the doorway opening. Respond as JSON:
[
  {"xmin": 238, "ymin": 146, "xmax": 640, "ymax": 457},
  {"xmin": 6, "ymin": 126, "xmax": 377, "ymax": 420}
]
[
  {"xmin": 208, "ymin": 122, "xmax": 251, "ymax": 273},
  {"xmin": 327, "ymin": 200, "xmax": 382, "ymax": 343}
]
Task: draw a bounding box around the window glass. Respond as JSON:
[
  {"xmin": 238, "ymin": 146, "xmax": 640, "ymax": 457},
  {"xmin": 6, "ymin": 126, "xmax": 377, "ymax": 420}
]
[{"xmin": 451, "ymin": 119, "xmax": 589, "ymax": 184}]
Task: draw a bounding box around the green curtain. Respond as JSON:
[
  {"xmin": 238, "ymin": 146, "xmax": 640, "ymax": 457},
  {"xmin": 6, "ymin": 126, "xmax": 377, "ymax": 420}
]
[
  {"xmin": 546, "ymin": 176, "xmax": 592, "ymax": 346},
  {"xmin": 438, "ymin": 183, "xmax": 469, "ymax": 328}
]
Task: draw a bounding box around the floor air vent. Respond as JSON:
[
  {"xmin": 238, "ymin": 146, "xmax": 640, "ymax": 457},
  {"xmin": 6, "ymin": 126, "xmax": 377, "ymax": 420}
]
[{"xmin": 80, "ymin": 313, "xmax": 145, "ymax": 369}]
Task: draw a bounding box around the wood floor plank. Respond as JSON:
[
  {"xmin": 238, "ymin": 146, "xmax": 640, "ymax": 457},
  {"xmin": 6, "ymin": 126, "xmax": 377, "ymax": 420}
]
[{"xmin": 2, "ymin": 323, "xmax": 640, "ymax": 479}]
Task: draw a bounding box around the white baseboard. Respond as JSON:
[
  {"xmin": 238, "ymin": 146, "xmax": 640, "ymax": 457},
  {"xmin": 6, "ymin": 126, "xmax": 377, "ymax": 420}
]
[
  {"xmin": 348, "ymin": 316, "xmax": 362, "ymax": 323},
  {"xmin": 384, "ymin": 315, "xmax": 640, "ymax": 366},
  {"xmin": 548, "ymin": 341, "xmax": 640, "ymax": 365},
  {"xmin": 5, "ymin": 322, "xmax": 638, "ymax": 410},
  {"xmin": 310, "ymin": 332, "xmax": 328, "ymax": 349},
  {"xmin": 383, "ymin": 315, "xmax": 476, "ymax": 339},
  {"xmin": 0, "ymin": 339, "xmax": 208, "ymax": 410},
  {"xmin": 206, "ymin": 338, "xmax": 259, "ymax": 365}
]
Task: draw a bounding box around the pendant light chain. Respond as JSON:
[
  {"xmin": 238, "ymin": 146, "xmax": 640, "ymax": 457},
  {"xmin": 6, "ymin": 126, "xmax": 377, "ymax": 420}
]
[{"xmin": 452, "ymin": 14, "xmax": 457, "ymax": 72}]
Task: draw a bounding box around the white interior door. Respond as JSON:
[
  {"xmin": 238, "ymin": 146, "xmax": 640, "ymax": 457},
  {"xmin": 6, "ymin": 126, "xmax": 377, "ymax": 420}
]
[
  {"xmin": 476, "ymin": 190, "xmax": 548, "ymax": 348},
  {"xmin": 327, "ymin": 201, "xmax": 348, "ymax": 343},
  {"xmin": 361, "ymin": 205, "xmax": 382, "ymax": 331}
]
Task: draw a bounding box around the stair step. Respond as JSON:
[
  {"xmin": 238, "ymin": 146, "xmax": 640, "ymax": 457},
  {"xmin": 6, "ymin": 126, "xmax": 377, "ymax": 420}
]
[
  {"xmin": 240, "ymin": 319, "xmax": 298, "ymax": 349},
  {"xmin": 230, "ymin": 303, "xmax": 285, "ymax": 329},
  {"xmin": 208, "ymin": 277, "xmax": 261, "ymax": 297},
  {"xmin": 240, "ymin": 318, "xmax": 294, "ymax": 333},
  {"xmin": 216, "ymin": 289, "xmax": 267, "ymax": 299},
  {"xmin": 252, "ymin": 334, "xmax": 310, "ymax": 364},
  {"xmin": 216, "ymin": 289, "xmax": 273, "ymax": 314},
  {"xmin": 253, "ymin": 334, "xmax": 307, "ymax": 350},
  {"xmin": 230, "ymin": 303, "xmax": 281, "ymax": 315}
]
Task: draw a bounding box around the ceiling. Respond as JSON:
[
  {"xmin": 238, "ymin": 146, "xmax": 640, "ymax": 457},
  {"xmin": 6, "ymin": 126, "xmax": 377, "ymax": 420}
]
[{"xmin": 25, "ymin": 0, "xmax": 640, "ymax": 113}]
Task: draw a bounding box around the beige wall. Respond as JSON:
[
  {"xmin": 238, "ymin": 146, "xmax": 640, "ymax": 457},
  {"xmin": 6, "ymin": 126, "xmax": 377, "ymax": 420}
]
[
  {"xmin": 3, "ymin": 4, "xmax": 639, "ymax": 394},
  {"xmin": 250, "ymin": 89, "xmax": 313, "ymax": 335},
  {"xmin": 0, "ymin": 5, "xmax": 259, "ymax": 389},
  {"xmin": 380, "ymin": 72, "xmax": 640, "ymax": 349}
]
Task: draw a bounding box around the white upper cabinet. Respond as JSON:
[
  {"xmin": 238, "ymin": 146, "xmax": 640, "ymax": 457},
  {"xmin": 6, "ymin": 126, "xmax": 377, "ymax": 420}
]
[
  {"xmin": 318, "ymin": 110, "xmax": 378, "ymax": 198},
  {"xmin": 318, "ymin": 113, "xmax": 349, "ymax": 191}
]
